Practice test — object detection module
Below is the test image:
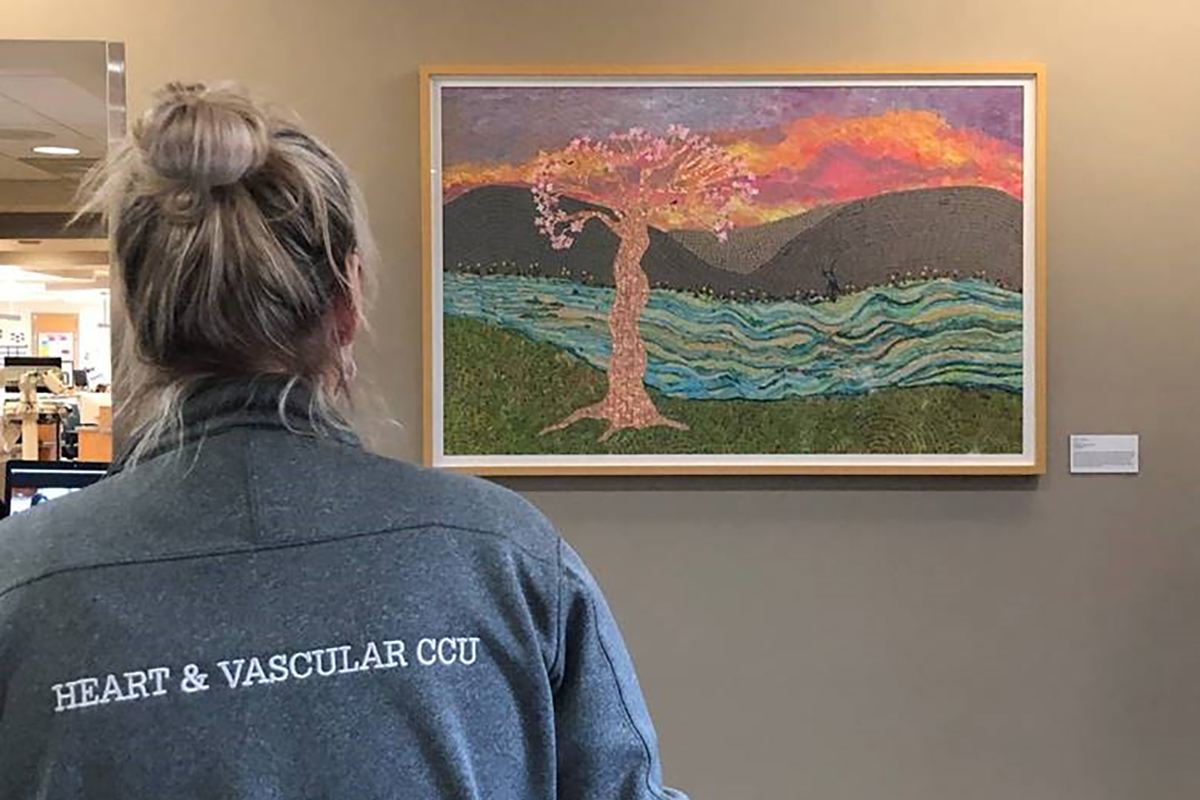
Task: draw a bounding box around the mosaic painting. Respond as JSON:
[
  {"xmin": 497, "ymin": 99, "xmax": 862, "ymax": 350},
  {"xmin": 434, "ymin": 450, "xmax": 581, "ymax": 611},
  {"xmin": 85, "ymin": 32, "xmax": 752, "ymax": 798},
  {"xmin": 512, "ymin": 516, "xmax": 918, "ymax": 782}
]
[{"xmin": 426, "ymin": 71, "xmax": 1042, "ymax": 473}]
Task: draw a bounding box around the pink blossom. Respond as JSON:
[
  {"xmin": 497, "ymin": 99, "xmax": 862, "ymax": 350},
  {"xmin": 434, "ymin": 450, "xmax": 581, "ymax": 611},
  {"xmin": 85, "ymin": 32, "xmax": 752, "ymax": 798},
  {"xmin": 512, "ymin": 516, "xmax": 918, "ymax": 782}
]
[{"xmin": 532, "ymin": 124, "xmax": 758, "ymax": 250}]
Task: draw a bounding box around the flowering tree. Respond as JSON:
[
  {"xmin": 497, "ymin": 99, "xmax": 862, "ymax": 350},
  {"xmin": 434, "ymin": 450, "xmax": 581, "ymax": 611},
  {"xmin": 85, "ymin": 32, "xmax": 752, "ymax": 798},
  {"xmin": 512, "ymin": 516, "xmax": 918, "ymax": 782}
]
[{"xmin": 533, "ymin": 125, "xmax": 757, "ymax": 441}]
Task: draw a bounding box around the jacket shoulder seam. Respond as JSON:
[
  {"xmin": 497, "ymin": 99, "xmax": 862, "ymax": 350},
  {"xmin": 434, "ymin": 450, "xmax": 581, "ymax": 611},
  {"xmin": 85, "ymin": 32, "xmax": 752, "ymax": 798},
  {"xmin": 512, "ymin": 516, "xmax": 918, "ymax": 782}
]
[
  {"xmin": 0, "ymin": 521, "xmax": 557, "ymax": 601},
  {"xmin": 564, "ymin": 567, "xmax": 671, "ymax": 800},
  {"xmin": 549, "ymin": 536, "xmax": 565, "ymax": 681}
]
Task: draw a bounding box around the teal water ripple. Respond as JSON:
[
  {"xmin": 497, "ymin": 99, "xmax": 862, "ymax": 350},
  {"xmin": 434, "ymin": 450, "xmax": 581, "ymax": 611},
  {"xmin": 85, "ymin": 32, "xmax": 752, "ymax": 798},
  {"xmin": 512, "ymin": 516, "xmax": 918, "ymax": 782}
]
[{"xmin": 444, "ymin": 273, "xmax": 1024, "ymax": 400}]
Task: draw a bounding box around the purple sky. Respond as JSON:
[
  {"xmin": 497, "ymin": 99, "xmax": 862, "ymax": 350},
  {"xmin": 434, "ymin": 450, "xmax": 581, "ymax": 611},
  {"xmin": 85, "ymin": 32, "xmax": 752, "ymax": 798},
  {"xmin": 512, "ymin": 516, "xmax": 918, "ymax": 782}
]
[{"xmin": 441, "ymin": 85, "xmax": 1024, "ymax": 165}]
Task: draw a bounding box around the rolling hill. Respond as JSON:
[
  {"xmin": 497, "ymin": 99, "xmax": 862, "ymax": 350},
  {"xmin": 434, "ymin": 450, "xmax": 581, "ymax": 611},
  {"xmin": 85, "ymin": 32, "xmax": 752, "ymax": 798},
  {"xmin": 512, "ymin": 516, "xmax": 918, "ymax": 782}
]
[
  {"xmin": 669, "ymin": 203, "xmax": 843, "ymax": 274},
  {"xmin": 442, "ymin": 185, "xmax": 750, "ymax": 295},
  {"xmin": 442, "ymin": 184, "xmax": 1023, "ymax": 299},
  {"xmin": 752, "ymin": 186, "xmax": 1023, "ymax": 296}
]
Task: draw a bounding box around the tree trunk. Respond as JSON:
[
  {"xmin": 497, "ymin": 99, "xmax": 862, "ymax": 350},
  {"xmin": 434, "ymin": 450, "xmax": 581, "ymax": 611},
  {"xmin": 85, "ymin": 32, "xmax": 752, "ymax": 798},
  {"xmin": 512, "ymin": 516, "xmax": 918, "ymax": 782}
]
[{"xmin": 542, "ymin": 210, "xmax": 689, "ymax": 442}]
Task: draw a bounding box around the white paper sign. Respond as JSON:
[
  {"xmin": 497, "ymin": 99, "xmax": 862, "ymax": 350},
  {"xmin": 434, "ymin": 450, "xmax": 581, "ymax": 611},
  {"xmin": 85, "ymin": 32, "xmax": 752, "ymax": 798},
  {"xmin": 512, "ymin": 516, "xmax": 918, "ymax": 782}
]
[{"xmin": 1070, "ymin": 435, "xmax": 1139, "ymax": 474}]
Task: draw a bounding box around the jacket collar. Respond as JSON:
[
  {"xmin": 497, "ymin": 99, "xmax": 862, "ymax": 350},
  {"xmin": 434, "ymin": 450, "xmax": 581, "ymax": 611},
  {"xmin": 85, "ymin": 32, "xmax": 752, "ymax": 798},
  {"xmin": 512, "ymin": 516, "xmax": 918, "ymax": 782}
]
[{"xmin": 108, "ymin": 376, "xmax": 360, "ymax": 475}]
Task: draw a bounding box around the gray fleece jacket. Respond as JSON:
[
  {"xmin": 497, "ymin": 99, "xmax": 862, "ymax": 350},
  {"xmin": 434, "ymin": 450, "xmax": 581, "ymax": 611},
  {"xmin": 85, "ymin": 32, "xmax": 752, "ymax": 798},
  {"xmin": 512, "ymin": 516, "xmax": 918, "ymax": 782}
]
[{"xmin": 0, "ymin": 380, "xmax": 687, "ymax": 800}]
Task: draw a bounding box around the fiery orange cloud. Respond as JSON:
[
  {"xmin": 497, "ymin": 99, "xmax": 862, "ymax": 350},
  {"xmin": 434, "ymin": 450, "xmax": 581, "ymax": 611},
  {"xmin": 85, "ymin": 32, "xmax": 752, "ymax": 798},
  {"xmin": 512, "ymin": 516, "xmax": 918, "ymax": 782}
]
[
  {"xmin": 443, "ymin": 161, "xmax": 538, "ymax": 200},
  {"xmin": 735, "ymin": 110, "xmax": 1022, "ymax": 218},
  {"xmin": 443, "ymin": 110, "xmax": 1022, "ymax": 225}
]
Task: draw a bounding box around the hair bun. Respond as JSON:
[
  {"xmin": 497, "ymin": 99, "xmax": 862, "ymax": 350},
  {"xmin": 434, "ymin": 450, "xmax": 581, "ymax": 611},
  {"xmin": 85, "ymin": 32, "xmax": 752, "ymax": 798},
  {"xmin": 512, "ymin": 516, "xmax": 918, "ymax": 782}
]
[{"xmin": 138, "ymin": 82, "xmax": 270, "ymax": 190}]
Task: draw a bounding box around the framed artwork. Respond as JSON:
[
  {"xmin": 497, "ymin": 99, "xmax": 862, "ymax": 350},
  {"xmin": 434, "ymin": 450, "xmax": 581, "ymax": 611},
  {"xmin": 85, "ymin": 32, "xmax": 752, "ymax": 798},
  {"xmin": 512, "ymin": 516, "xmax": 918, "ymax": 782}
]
[{"xmin": 421, "ymin": 65, "xmax": 1045, "ymax": 475}]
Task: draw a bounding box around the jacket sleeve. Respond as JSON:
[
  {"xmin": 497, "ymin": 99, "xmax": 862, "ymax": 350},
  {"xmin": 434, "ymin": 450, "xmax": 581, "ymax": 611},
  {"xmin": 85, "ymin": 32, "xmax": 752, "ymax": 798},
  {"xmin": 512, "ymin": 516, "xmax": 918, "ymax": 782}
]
[{"xmin": 551, "ymin": 539, "xmax": 688, "ymax": 800}]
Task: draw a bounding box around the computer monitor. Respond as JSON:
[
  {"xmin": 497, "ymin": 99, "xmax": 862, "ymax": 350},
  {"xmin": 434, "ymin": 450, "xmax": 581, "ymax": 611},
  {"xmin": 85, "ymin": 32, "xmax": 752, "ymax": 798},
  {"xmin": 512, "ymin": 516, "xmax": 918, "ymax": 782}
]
[
  {"xmin": 3, "ymin": 357, "xmax": 63, "ymax": 369},
  {"xmin": 2, "ymin": 357, "xmax": 67, "ymax": 393},
  {"xmin": 2, "ymin": 460, "xmax": 109, "ymax": 519}
]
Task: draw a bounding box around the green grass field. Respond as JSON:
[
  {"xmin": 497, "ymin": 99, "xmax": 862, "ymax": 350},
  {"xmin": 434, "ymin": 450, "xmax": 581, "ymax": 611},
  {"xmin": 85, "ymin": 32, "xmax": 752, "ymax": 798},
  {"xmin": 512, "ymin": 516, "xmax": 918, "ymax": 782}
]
[{"xmin": 443, "ymin": 316, "xmax": 1023, "ymax": 456}]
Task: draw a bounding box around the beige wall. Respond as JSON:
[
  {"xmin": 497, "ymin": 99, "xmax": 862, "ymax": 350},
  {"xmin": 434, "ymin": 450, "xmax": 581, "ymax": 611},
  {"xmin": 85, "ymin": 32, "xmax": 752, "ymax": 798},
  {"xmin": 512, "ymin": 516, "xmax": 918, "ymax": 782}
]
[{"xmin": 9, "ymin": 1, "xmax": 1200, "ymax": 797}]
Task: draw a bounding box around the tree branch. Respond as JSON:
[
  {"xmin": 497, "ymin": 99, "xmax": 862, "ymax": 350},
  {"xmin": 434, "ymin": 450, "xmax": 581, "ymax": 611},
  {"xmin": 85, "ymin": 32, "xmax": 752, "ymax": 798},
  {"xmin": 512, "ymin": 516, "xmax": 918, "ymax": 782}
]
[
  {"xmin": 562, "ymin": 209, "xmax": 609, "ymax": 223},
  {"xmin": 643, "ymin": 140, "xmax": 700, "ymax": 184},
  {"xmin": 550, "ymin": 207, "xmax": 618, "ymax": 236}
]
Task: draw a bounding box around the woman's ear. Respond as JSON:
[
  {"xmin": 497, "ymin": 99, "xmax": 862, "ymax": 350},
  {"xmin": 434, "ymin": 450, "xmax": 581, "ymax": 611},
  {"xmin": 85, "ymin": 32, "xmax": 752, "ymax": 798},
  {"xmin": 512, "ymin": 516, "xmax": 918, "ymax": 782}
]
[{"xmin": 333, "ymin": 253, "xmax": 363, "ymax": 346}]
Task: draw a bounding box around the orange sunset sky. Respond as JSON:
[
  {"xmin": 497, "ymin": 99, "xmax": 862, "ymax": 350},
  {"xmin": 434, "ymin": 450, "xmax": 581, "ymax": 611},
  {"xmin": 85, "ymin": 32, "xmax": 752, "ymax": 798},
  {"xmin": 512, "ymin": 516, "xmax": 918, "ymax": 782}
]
[{"xmin": 441, "ymin": 86, "xmax": 1025, "ymax": 226}]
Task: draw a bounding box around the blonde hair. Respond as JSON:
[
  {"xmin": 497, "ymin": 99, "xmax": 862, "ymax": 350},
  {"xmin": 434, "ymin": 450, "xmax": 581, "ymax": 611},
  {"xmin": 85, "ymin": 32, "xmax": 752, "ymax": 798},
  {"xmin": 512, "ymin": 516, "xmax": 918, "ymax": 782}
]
[{"xmin": 80, "ymin": 82, "xmax": 377, "ymax": 465}]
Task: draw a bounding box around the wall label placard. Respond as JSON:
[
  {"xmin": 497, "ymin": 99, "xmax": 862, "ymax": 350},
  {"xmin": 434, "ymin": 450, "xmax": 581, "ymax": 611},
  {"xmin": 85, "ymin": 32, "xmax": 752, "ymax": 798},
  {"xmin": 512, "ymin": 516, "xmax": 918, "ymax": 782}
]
[{"xmin": 1070, "ymin": 435, "xmax": 1139, "ymax": 474}]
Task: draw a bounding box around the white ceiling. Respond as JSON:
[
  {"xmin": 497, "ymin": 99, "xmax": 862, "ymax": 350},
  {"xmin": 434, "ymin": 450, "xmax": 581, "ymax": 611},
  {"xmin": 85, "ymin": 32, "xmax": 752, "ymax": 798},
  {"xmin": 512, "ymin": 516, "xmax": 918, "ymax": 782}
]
[
  {"xmin": 0, "ymin": 238, "xmax": 109, "ymax": 298},
  {"xmin": 0, "ymin": 237, "xmax": 108, "ymax": 275},
  {"xmin": 0, "ymin": 41, "xmax": 108, "ymax": 187}
]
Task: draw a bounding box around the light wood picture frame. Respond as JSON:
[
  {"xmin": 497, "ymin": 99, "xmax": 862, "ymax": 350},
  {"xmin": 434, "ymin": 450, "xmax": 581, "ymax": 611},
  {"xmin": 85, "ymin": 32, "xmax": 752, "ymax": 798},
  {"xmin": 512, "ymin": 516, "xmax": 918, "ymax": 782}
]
[{"xmin": 422, "ymin": 64, "xmax": 1046, "ymax": 476}]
